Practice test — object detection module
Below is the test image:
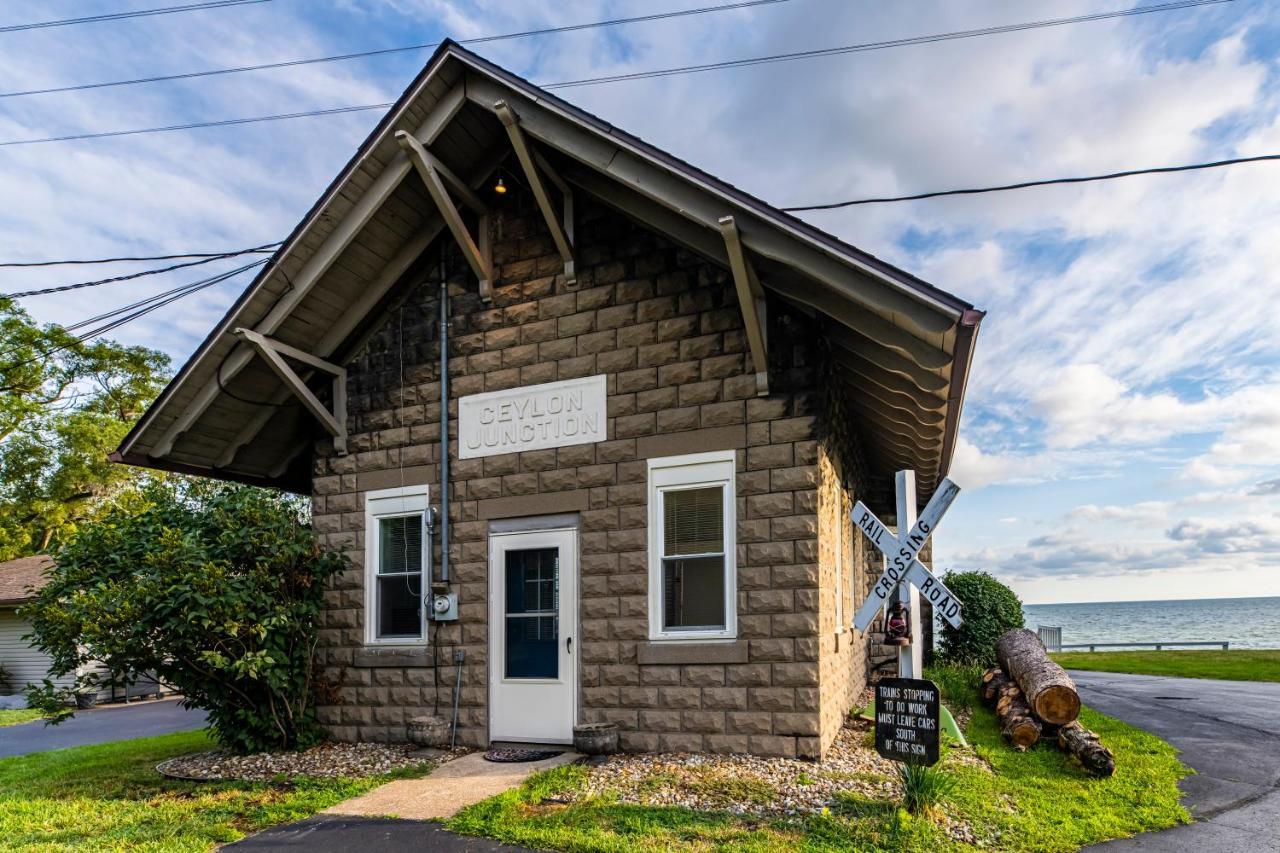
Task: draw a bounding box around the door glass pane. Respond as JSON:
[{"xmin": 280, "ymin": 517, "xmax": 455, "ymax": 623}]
[
  {"xmin": 662, "ymin": 555, "xmax": 726, "ymax": 630},
  {"xmin": 505, "ymin": 547, "xmax": 559, "ymax": 679},
  {"xmin": 664, "ymin": 486, "xmax": 723, "ymax": 555},
  {"xmin": 378, "ymin": 574, "xmax": 423, "ymax": 638}
]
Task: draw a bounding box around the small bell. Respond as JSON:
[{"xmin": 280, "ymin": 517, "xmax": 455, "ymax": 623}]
[{"xmin": 885, "ymin": 601, "xmax": 911, "ymax": 646}]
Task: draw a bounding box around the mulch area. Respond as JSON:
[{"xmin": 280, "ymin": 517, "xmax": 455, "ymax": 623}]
[{"xmin": 157, "ymin": 742, "xmax": 468, "ymax": 782}]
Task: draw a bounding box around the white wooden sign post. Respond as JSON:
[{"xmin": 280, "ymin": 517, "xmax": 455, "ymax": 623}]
[{"xmin": 852, "ymin": 470, "xmax": 963, "ymax": 678}]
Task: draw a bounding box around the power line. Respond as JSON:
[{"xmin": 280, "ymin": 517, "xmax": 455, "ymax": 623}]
[
  {"xmin": 3, "ymin": 243, "xmax": 279, "ymax": 298},
  {"xmin": 0, "ymin": 0, "xmax": 789, "ymax": 99},
  {"xmin": 0, "ymin": 260, "xmax": 264, "ymax": 371},
  {"xmin": 781, "ymin": 153, "xmax": 1280, "ymax": 209},
  {"xmin": 0, "ymin": 0, "xmax": 271, "ymax": 35},
  {"xmin": 0, "ymin": 0, "xmax": 1233, "ymax": 148},
  {"xmin": 547, "ymin": 0, "xmax": 1236, "ymax": 89},
  {"xmin": 0, "ymin": 243, "xmax": 281, "ymax": 268},
  {"xmin": 9, "ymin": 151, "xmax": 1278, "ymax": 274}
]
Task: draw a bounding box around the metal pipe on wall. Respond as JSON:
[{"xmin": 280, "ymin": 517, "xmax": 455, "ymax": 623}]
[{"xmin": 438, "ymin": 264, "xmax": 451, "ymax": 584}]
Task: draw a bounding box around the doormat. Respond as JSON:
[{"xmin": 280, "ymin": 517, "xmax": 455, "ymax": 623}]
[{"xmin": 483, "ymin": 748, "xmax": 564, "ymax": 763}]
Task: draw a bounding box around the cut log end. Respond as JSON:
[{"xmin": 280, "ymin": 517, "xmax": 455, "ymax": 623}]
[{"xmin": 1034, "ymin": 685, "xmax": 1083, "ymax": 726}]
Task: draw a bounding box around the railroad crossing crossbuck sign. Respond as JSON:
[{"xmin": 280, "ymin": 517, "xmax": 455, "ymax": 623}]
[{"xmin": 852, "ymin": 473, "xmax": 964, "ymax": 632}]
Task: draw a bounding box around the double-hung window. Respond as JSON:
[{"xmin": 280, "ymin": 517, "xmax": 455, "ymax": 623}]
[
  {"xmin": 364, "ymin": 486, "xmax": 429, "ymax": 644},
  {"xmin": 647, "ymin": 450, "xmax": 736, "ymax": 641}
]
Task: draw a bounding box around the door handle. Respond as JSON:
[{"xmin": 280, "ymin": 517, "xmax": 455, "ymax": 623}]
[{"xmin": 566, "ymin": 636, "xmax": 572, "ymax": 655}]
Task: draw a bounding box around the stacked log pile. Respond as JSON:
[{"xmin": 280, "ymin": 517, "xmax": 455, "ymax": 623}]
[{"xmin": 980, "ymin": 628, "xmax": 1116, "ymax": 776}]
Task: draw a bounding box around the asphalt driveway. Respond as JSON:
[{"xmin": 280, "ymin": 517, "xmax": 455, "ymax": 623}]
[
  {"xmin": 0, "ymin": 697, "xmax": 206, "ymax": 757},
  {"xmin": 1074, "ymin": 670, "xmax": 1280, "ymax": 851}
]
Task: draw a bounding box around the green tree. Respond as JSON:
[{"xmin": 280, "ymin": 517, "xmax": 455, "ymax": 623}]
[
  {"xmin": 23, "ymin": 479, "xmax": 346, "ymax": 753},
  {"xmin": 0, "ymin": 297, "xmax": 168, "ymax": 557},
  {"xmin": 936, "ymin": 570, "xmax": 1025, "ymax": 666}
]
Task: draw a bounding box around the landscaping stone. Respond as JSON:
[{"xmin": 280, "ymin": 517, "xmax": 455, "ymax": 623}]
[
  {"xmin": 572, "ymin": 708, "xmax": 984, "ymax": 843},
  {"xmin": 156, "ymin": 741, "xmax": 467, "ymax": 781}
]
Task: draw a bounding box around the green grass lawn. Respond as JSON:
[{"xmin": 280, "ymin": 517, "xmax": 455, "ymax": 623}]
[
  {"xmin": 449, "ymin": 668, "xmax": 1190, "ymax": 852},
  {"xmin": 0, "ymin": 709, "xmax": 43, "ymax": 728},
  {"xmin": 0, "ymin": 730, "xmax": 431, "ymax": 852},
  {"xmin": 1053, "ymin": 649, "xmax": 1280, "ymax": 682}
]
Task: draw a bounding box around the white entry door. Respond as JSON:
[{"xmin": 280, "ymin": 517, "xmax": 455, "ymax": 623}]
[{"xmin": 488, "ymin": 527, "xmax": 577, "ymax": 744}]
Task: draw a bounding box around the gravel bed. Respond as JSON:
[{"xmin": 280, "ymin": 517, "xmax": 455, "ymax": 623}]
[
  {"xmin": 573, "ymin": 692, "xmax": 985, "ymax": 842},
  {"xmin": 157, "ymin": 742, "xmax": 466, "ymax": 782}
]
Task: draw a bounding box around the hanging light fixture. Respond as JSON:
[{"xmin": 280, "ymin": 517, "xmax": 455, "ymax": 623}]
[{"xmin": 493, "ymin": 176, "xmax": 507, "ymax": 195}]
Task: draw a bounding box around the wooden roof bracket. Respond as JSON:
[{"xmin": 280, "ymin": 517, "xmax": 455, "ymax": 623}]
[
  {"xmin": 395, "ymin": 129, "xmax": 493, "ymax": 302},
  {"xmin": 494, "ymin": 100, "xmax": 576, "ymax": 284},
  {"xmin": 719, "ymin": 216, "xmax": 769, "ymax": 397},
  {"xmin": 233, "ymin": 329, "xmax": 348, "ymax": 456}
]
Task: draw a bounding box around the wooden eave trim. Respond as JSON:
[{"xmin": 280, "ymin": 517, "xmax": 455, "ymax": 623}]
[
  {"xmin": 718, "ymin": 216, "xmax": 769, "ymax": 397},
  {"xmin": 138, "ymin": 81, "xmax": 467, "ymax": 461},
  {"xmin": 461, "ymin": 69, "xmax": 962, "ymax": 335},
  {"xmin": 396, "ymin": 129, "xmax": 493, "ymax": 301},
  {"xmin": 494, "ymin": 100, "xmax": 577, "ymax": 283}
]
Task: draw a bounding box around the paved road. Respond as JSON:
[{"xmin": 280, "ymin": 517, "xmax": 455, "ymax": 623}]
[
  {"xmin": 1074, "ymin": 670, "xmax": 1280, "ymax": 852},
  {"xmin": 0, "ymin": 697, "xmax": 207, "ymax": 757},
  {"xmin": 227, "ymin": 816, "xmax": 531, "ymax": 851}
]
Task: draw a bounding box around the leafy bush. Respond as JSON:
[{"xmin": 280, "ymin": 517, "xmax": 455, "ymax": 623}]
[
  {"xmin": 936, "ymin": 570, "xmax": 1024, "ymax": 666},
  {"xmin": 22, "ymin": 479, "xmax": 346, "ymax": 754},
  {"xmin": 897, "ymin": 762, "xmax": 957, "ymax": 816}
]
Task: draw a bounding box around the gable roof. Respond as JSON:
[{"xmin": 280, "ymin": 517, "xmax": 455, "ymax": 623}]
[
  {"xmin": 115, "ymin": 41, "xmax": 982, "ymax": 505},
  {"xmin": 0, "ymin": 555, "xmax": 54, "ymax": 606}
]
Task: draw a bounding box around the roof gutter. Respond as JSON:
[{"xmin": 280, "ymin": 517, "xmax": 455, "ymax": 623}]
[{"xmin": 937, "ymin": 308, "xmax": 984, "ymax": 480}]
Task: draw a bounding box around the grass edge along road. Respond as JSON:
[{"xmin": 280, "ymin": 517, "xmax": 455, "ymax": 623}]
[
  {"xmin": 0, "ymin": 729, "xmax": 435, "ymax": 851},
  {"xmin": 1052, "ymin": 649, "xmax": 1280, "ymax": 683},
  {"xmin": 0, "ymin": 709, "xmax": 43, "ymax": 728},
  {"xmin": 449, "ymin": 665, "xmax": 1191, "ymax": 852}
]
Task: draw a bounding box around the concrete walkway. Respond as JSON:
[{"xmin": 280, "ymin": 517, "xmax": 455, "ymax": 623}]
[
  {"xmin": 326, "ymin": 750, "xmax": 579, "ymax": 820},
  {"xmin": 1073, "ymin": 670, "xmax": 1280, "ymax": 851},
  {"xmin": 0, "ymin": 697, "xmax": 206, "ymax": 757},
  {"xmin": 231, "ymin": 750, "xmax": 577, "ymax": 850}
]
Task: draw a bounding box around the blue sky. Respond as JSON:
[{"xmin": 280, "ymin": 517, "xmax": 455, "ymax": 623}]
[{"xmin": 2, "ymin": 0, "xmax": 1278, "ymax": 604}]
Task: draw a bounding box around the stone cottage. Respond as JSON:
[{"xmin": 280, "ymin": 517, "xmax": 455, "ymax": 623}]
[{"xmin": 116, "ymin": 42, "xmax": 983, "ymax": 760}]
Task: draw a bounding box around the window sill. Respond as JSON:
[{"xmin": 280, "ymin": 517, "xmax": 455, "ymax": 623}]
[
  {"xmin": 637, "ymin": 640, "xmax": 748, "ymax": 665},
  {"xmin": 353, "ymin": 646, "xmax": 431, "ymax": 668}
]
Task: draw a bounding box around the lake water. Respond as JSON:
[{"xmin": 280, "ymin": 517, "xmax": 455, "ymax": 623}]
[{"xmin": 1022, "ymin": 596, "xmax": 1280, "ymax": 650}]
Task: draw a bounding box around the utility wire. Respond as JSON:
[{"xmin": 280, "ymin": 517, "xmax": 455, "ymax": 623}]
[
  {"xmin": 0, "ymin": 259, "xmax": 264, "ymax": 371},
  {"xmin": 8, "ymin": 151, "xmax": 1280, "ymax": 273},
  {"xmin": 0, "ymin": 0, "xmax": 789, "ymax": 99},
  {"xmin": 2, "ymin": 243, "xmax": 279, "ymax": 297},
  {"xmin": 0, "ymin": 0, "xmax": 271, "ymax": 35},
  {"xmin": 0, "ymin": 243, "xmax": 281, "ymax": 268},
  {"xmin": 549, "ymin": 0, "xmax": 1236, "ymax": 89},
  {"xmin": 0, "ymin": 0, "xmax": 1232, "ymax": 148},
  {"xmin": 781, "ymin": 153, "xmax": 1280, "ymax": 209}
]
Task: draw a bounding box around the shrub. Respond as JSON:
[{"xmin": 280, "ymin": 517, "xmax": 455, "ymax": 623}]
[
  {"xmin": 22, "ymin": 479, "xmax": 346, "ymax": 754},
  {"xmin": 897, "ymin": 762, "xmax": 957, "ymax": 816},
  {"xmin": 936, "ymin": 570, "xmax": 1024, "ymax": 667}
]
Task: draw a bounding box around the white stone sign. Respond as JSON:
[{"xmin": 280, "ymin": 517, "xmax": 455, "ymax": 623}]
[
  {"xmin": 458, "ymin": 375, "xmax": 606, "ymax": 459},
  {"xmin": 852, "ymin": 475, "xmax": 964, "ymax": 631}
]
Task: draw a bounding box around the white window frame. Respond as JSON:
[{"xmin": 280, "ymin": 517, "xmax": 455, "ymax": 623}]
[
  {"xmin": 363, "ymin": 485, "xmax": 429, "ymax": 646},
  {"xmin": 647, "ymin": 450, "xmax": 737, "ymax": 642}
]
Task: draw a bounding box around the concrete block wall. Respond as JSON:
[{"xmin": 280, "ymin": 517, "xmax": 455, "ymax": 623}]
[{"xmin": 309, "ymin": 182, "xmax": 872, "ymax": 758}]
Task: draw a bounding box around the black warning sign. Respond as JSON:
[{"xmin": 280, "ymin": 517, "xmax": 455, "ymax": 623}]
[{"xmin": 874, "ymin": 677, "xmax": 940, "ymax": 766}]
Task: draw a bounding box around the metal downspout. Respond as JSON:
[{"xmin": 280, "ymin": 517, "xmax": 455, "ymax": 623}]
[{"xmin": 439, "ymin": 268, "xmax": 450, "ymax": 584}]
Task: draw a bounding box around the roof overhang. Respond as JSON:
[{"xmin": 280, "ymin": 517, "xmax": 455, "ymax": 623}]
[{"xmin": 115, "ymin": 41, "xmax": 983, "ymax": 505}]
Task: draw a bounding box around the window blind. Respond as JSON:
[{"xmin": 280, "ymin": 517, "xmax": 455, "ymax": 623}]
[
  {"xmin": 663, "ymin": 486, "xmax": 723, "ymax": 556},
  {"xmin": 379, "ymin": 515, "xmax": 422, "ymax": 575}
]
